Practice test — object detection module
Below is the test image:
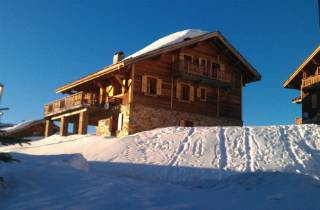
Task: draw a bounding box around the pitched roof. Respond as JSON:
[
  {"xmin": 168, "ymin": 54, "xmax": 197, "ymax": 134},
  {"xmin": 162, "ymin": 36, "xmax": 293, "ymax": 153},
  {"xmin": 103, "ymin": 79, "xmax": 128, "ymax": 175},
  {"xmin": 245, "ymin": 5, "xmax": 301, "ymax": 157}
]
[
  {"xmin": 283, "ymin": 45, "xmax": 320, "ymax": 89},
  {"xmin": 56, "ymin": 29, "xmax": 261, "ymax": 93}
]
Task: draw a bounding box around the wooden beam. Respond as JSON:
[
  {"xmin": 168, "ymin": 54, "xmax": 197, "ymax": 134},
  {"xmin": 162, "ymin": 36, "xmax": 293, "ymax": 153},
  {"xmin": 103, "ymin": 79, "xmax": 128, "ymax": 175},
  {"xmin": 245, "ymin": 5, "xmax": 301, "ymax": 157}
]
[
  {"xmin": 73, "ymin": 121, "xmax": 79, "ymax": 134},
  {"xmin": 129, "ymin": 64, "xmax": 135, "ymax": 103},
  {"xmin": 45, "ymin": 119, "xmax": 53, "ymax": 137},
  {"xmin": 60, "ymin": 116, "xmax": 68, "ymax": 136},
  {"xmin": 51, "ymin": 108, "xmax": 87, "ymax": 120},
  {"xmin": 217, "ymin": 88, "xmax": 220, "ymax": 117},
  {"xmin": 78, "ymin": 111, "xmax": 88, "ymax": 135}
]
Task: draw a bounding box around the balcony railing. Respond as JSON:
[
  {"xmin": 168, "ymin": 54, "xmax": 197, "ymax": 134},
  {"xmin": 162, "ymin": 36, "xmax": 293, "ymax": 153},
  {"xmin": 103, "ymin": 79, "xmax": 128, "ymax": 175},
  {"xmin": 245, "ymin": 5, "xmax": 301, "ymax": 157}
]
[
  {"xmin": 173, "ymin": 61, "xmax": 231, "ymax": 83},
  {"xmin": 44, "ymin": 91, "xmax": 123, "ymax": 117},
  {"xmin": 302, "ymin": 74, "xmax": 320, "ymax": 89}
]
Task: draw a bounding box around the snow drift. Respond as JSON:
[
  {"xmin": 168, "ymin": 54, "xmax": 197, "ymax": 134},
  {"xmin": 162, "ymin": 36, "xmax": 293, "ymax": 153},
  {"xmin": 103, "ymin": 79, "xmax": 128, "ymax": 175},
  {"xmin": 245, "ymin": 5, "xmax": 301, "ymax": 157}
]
[
  {"xmin": 1, "ymin": 125, "xmax": 320, "ymax": 210},
  {"xmin": 2, "ymin": 125, "xmax": 320, "ymax": 182}
]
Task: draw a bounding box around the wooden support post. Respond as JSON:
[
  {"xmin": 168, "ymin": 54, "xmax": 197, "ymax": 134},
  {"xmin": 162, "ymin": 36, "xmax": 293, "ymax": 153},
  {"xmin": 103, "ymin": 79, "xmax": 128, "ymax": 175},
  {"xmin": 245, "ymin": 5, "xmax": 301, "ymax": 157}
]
[
  {"xmin": 217, "ymin": 88, "xmax": 220, "ymax": 117},
  {"xmin": 78, "ymin": 111, "xmax": 88, "ymax": 135},
  {"xmin": 73, "ymin": 121, "xmax": 79, "ymax": 134},
  {"xmin": 45, "ymin": 119, "xmax": 53, "ymax": 137},
  {"xmin": 60, "ymin": 116, "xmax": 68, "ymax": 136}
]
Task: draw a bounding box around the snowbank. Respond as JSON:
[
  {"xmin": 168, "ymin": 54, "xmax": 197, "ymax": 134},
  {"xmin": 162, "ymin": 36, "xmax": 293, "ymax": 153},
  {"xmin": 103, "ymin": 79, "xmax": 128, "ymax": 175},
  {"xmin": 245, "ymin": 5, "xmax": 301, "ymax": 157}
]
[
  {"xmin": 2, "ymin": 125, "xmax": 320, "ymax": 182},
  {"xmin": 1, "ymin": 125, "xmax": 320, "ymax": 210}
]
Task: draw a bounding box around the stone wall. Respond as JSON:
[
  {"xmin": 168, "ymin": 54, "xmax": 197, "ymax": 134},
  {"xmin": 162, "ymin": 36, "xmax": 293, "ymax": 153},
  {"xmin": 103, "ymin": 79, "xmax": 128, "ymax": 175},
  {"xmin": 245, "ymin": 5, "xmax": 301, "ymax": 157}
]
[
  {"xmin": 96, "ymin": 104, "xmax": 131, "ymax": 138},
  {"xmin": 128, "ymin": 103, "xmax": 242, "ymax": 134}
]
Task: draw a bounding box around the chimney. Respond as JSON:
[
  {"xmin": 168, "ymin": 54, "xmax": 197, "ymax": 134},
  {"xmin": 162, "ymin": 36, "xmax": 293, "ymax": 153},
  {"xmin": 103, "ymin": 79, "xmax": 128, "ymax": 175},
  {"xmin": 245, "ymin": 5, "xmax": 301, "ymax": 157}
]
[{"xmin": 113, "ymin": 51, "xmax": 125, "ymax": 64}]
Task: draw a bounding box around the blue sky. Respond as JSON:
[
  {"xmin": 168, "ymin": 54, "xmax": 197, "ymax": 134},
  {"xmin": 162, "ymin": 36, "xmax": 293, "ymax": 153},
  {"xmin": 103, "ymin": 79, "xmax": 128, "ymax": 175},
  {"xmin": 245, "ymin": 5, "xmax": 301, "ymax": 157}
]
[{"xmin": 0, "ymin": 0, "xmax": 319, "ymax": 125}]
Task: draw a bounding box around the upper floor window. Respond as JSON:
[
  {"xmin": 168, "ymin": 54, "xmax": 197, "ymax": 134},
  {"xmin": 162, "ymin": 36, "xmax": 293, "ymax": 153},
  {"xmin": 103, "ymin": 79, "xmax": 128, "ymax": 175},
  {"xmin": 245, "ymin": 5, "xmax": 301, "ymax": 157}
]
[
  {"xmin": 199, "ymin": 58, "xmax": 207, "ymax": 68},
  {"xmin": 184, "ymin": 54, "xmax": 193, "ymax": 63},
  {"xmin": 211, "ymin": 62, "xmax": 221, "ymax": 78}
]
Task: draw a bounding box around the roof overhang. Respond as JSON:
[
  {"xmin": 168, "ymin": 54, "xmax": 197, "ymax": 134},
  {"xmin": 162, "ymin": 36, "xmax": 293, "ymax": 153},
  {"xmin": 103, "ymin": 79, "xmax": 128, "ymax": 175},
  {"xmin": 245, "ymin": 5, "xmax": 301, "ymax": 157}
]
[
  {"xmin": 56, "ymin": 31, "xmax": 261, "ymax": 94},
  {"xmin": 283, "ymin": 45, "xmax": 320, "ymax": 89}
]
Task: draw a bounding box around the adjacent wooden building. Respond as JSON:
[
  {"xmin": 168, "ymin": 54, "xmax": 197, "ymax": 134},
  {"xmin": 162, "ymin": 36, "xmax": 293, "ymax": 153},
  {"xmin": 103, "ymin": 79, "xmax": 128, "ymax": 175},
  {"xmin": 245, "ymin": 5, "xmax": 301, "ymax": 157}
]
[
  {"xmin": 44, "ymin": 29, "xmax": 261, "ymax": 137},
  {"xmin": 284, "ymin": 45, "xmax": 320, "ymax": 124}
]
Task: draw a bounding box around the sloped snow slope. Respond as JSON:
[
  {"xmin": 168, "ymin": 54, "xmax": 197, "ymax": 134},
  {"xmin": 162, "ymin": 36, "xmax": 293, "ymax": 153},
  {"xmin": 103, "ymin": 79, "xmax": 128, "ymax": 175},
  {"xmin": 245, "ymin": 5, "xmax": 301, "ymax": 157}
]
[
  {"xmin": 3, "ymin": 125, "xmax": 320, "ymax": 181},
  {"xmin": 1, "ymin": 125, "xmax": 320, "ymax": 210}
]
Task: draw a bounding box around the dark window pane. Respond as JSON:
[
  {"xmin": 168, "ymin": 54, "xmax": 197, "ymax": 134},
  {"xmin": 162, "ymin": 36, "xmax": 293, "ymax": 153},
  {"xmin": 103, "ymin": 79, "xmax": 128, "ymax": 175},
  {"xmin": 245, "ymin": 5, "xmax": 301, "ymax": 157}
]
[{"xmin": 147, "ymin": 78, "xmax": 157, "ymax": 95}]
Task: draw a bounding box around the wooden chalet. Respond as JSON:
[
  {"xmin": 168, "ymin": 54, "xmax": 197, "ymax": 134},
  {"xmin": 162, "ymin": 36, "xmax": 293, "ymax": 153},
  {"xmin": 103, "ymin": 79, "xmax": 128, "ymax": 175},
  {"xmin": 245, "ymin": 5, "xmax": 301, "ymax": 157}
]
[
  {"xmin": 44, "ymin": 29, "xmax": 261, "ymax": 137},
  {"xmin": 283, "ymin": 45, "xmax": 320, "ymax": 124}
]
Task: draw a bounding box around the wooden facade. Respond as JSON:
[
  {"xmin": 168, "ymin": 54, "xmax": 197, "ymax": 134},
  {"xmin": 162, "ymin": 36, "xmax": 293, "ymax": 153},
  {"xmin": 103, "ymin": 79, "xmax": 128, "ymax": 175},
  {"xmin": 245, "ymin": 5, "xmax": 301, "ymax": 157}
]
[
  {"xmin": 284, "ymin": 45, "xmax": 320, "ymax": 124},
  {"xmin": 44, "ymin": 30, "xmax": 261, "ymax": 137}
]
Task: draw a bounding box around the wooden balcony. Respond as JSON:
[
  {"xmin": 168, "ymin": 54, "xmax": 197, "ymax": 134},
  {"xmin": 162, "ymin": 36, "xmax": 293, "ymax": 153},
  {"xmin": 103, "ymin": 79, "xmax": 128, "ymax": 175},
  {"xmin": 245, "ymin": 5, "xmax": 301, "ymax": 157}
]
[
  {"xmin": 44, "ymin": 91, "xmax": 123, "ymax": 117},
  {"xmin": 302, "ymin": 74, "xmax": 320, "ymax": 89},
  {"xmin": 172, "ymin": 61, "xmax": 232, "ymax": 89}
]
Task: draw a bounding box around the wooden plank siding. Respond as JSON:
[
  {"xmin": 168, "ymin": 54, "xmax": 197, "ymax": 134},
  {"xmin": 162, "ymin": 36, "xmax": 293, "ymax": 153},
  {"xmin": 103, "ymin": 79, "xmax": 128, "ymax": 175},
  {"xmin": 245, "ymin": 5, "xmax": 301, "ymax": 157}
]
[{"xmin": 131, "ymin": 40, "xmax": 243, "ymax": 120}]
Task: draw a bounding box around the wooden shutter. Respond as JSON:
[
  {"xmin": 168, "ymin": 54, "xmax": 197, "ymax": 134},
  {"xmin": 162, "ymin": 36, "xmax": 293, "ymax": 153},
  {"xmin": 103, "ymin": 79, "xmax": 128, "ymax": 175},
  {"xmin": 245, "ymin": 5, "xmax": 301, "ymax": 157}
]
[
  {"xmin": 141, "ymin": 75, "xmax": 147, "ymax": 93},
  {"xmin": 176, "ymin": 82, "xmax": 181, "ymax": 99},
  {"xmin": 156, "ymin": 78, "xmax": 162, "ymax": 95},
  {"xmin": 190, "ymin": 85, "xmax": 194, "ymax": 101}
]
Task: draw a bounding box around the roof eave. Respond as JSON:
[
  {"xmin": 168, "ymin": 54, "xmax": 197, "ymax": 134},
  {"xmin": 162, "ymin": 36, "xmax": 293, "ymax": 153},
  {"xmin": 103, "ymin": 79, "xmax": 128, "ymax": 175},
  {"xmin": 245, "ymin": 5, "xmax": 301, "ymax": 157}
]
[{"xmin": 283, "ymin": 45, "xmax": 320, "ymax": 89}]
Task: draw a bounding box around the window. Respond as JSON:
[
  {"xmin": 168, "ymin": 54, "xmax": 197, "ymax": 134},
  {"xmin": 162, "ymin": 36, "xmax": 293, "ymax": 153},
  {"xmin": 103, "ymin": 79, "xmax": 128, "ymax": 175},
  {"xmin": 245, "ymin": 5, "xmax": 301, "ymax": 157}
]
[
  {"xmin": 211, "ymin": 62, "xmax": 220, "ymax": 78},
  {"xmin": 200, "ymin": 88, "xmax": 207, "ymax": 101},
  {"xmin": 199, "ymin": 58, "xmax": 207, "ymax": 67},
  {"xmin": 176, "ymin": 82, "xmax": 194, "ymax": 101},
  {"xmin": 184, "ymin": 54, "xmax": 193, "ymax": 63},
  {"xmin": 197, "ymin": 87, "xmax": 207, "ymax": 101},
  {"xmin": 181, "ymin": 84, "xmax": 190, "ymax": 101},
  {"xmin": 141, "ymin": 75, "xmax": 162, "ymax": 96},
  {"xmin": 147, "ymin": 77, "xmax": 157, "ymax": 95}
]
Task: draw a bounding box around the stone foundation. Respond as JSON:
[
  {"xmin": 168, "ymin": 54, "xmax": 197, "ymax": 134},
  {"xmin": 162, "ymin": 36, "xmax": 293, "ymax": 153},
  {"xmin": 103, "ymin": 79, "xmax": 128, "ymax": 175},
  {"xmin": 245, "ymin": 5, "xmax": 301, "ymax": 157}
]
[
  {"xmin": 128, "ymin": 104, "xmax": 242, "ymax": 134},
  {"xmin": 96, "ymin": 104, "xmax": 131, "ymax": 138}
]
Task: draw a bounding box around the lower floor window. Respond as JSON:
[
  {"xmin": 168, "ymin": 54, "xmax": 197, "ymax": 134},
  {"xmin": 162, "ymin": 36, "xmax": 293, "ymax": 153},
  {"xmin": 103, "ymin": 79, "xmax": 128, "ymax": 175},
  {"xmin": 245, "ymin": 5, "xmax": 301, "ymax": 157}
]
[{"xmin": 181, "ymin": 84, "xmax": 190, "ymax": 101}]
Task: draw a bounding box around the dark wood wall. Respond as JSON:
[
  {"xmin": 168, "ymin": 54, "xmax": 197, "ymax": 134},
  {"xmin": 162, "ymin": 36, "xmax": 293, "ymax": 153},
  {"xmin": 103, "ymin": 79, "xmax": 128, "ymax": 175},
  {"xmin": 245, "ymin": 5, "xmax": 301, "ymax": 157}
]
[{"xmin": 132, "ymin": 40, "xmax": 243, "ymax": 120}]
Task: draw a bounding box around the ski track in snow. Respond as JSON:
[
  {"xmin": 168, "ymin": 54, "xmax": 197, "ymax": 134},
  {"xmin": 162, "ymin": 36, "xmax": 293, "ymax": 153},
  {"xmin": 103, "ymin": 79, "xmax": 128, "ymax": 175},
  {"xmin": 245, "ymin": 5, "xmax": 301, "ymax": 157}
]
[
  {"xmin": 279, "ymin": 126, "xmax": 305, "ymax": 174},
  {"xmin": 244, "ymin": 127, "xmax": 254, "ymax": 172},
  {"xmin": 219, "ymin": 127, "xmax": 228, "ymax": 170},
  {"xmin": 168, "ymin": 127, "xmax": 196, "ymax": 166}
]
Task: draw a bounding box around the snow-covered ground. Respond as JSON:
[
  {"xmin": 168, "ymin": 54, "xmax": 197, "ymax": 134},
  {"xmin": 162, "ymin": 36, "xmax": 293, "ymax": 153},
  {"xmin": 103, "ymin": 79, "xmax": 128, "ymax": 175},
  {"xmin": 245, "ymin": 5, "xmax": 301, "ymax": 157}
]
[{"xmin": 1, "ymin": 125, "xmax": 320, "ymax": 210}]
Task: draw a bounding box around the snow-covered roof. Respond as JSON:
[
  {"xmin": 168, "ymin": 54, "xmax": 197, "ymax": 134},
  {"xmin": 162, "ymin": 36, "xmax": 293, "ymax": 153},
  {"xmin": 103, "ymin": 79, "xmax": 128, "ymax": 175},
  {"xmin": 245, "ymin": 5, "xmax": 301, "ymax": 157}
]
[
  {"xmin": 125, "ymin": 29, "xmax": 208, "ymax": 59},
  {"xmin": 0, "ymin": 120, "xmax": 43, "ymax": 135}
]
